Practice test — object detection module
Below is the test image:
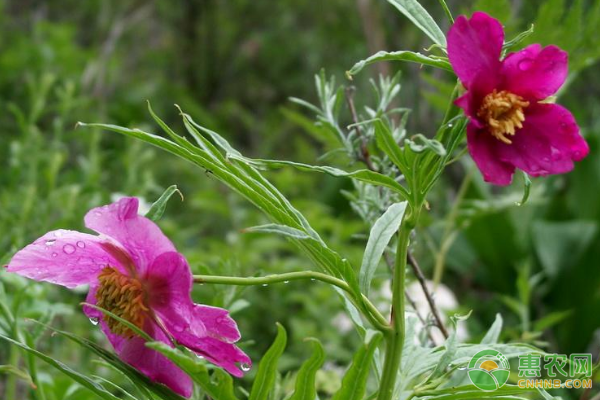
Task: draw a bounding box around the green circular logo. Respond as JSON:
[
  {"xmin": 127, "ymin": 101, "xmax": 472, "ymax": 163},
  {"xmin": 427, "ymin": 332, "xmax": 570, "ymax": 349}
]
[{"xmin": 467, "ymin": 349, "xmax": 510, "ymax": 391}]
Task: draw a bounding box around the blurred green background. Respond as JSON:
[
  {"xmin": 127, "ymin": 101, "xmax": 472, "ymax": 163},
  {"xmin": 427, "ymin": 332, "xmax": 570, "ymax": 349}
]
[{"xmin": 1, "ymin": 0, "xmax": 599, "ymax": 398}]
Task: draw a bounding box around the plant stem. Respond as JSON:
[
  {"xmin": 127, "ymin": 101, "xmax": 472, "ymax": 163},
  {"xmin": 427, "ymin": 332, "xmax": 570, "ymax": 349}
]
[
  {"xmin": 193, "ymin": 271, "xmax": 390, "ymax": 331},
  {"xmin": 377, "ymin": 213, "xmax": 416, "ymax": 400}
]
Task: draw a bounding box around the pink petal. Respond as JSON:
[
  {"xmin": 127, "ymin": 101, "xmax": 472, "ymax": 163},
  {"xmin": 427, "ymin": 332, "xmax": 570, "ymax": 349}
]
[
  {"xmin": 497, "ymin": 104, "xmax": 589, "ymax": 177},
  {"xmin": 5, "ymin": 230, "xmax": 123, "ymax": 288},
  {"xmin": 167, "ymin": 315, "xmax": 250, "ymax": 377},
  {"xmin": 84, "ymin": 197, "xmax": 176, "ymax": 274},
  {"xmin": 175, "ymin": 332, "xmax": 251, "ymax": 378},
  {"xmin": 118, "ymin": 321, "xmax": 193, "ymax": 398},
  {"xmin": 193, "ymin": 305, "xmax": 241, "ymax": 343},
  {"xmin": 502, "ymin": 44, "xmax": 568, "ymax": 101},
  {"xmin": 466, "ymin": 123, "xmax": 515, "ymax": 186},
  {"xmin": 447, "ymin": 12, "xmax": 504, "ymax": 89},
  {"xmin": 144, "ymin": 252, "xmax": 194, "ymax": 334}
]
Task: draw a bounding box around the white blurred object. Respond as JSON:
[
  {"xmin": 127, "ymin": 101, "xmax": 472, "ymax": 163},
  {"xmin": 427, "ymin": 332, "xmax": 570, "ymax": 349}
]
[
  {"xmin": 332, "ymin": 311, "xmax": 354, "ymax": 334},
  {"xmin": 110, "ymin": 193, "xmax": 152, "ymax": 216},
  {"xmin": 406, "ymin": 279, "xmax": 468, "ymax": 344}
]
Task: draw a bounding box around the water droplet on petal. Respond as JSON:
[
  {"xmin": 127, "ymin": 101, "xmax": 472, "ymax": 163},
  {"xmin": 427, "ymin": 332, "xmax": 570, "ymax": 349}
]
[
  {"xmin": 54, "ymin": 231, "xmax": 63, "ymax": 237},
  {"xmin": 94, "ymin": 211, "xmax": 102, "ymax": 217},
  {"xmin": 52, "ymin": 252, "xmax": 58, "ymax": 257},
  {"xmin": 89, "ymin": 317, "xmax": 99, "ymax": 326},
  {"xmin": 63, "ymin": 244, "xmax": 76, "ymax": 254},
  {"xmin": 240, "ymin": 363, "xmax": 251, "ymax": 372},
  {"xmin": 45, "ymin": 239, "xmax": 56, "ymax": 246},
  {"xmin": 76, "ymin": 241, "xmax": 86, "ymax": 249},
  {"xmin": 518, "ymin": 58, "xmax": 533, "ymax": 71}
]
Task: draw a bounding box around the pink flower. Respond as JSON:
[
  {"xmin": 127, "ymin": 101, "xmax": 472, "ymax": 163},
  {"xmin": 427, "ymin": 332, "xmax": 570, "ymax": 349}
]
[
  {"xmin": 447, "ymin": 12, "xmax": 589, "ymax": 185},
  {"xmin": 5, "ymin": 197, "xmax": 250, "ymax": 398}
]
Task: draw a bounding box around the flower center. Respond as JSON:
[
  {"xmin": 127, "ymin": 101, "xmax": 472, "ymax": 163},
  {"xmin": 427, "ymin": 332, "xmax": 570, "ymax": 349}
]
[
  {"xmin": 477, "ymin": 90, "xmax": 529, "ymax": 144},
  {"xmin": 96, "ymin": 267, "xmax": 149, "ymax": 338}
]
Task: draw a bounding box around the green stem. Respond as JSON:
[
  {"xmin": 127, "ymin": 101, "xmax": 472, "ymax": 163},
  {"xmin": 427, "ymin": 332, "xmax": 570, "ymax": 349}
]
[
  {"xmin": 193, "ymin": 271, "xmax": 390, "ymax": 331},
  {"xmin": 377, "ymin": 213, "xmax": 416, "ymax": 400}
]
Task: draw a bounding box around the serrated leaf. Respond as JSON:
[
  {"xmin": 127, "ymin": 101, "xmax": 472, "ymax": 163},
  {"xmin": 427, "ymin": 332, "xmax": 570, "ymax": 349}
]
[
  {"xmin": 242, "ymin": 224, "xmax": 312, "ymax": 240},
  {"xmin": 289, "ymin": 339, "xmax": 326, "ymax": 400},
  {"xmin": 360, "ymin": 202, "xmax": 407, "ymax": 295},
  {"xmin": 331, "ymin": 331, "xmax": 383, "ymax": 400},
  {"xmin": 249, "ymin": 323, "xmax": 287, "ymax": 400},
  {"xmin": 387, "ymin": 0, "xmax": 447, "ymax": 46},
  {"xmin": 348, "ymin": 50, "xmax": 452, "ymax": 77},
  {"xmin": 146, "ymin": 185, "xmax": 182, "ymax": 221}
]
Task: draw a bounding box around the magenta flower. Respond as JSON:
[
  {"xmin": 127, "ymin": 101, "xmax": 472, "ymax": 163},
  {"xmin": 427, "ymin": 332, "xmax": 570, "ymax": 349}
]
[
  {"xmin": 5, "ymin": 197, "xmax": 250, "ymax": 398},
  {"xmin": 447, "ymin": 12, "xmax": 589, "ymax": 185}
]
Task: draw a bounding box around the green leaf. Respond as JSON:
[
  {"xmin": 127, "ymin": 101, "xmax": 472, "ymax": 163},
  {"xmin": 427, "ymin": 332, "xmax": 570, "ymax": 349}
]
[
  {"xmin": 515, "ymin": 172, "xmax": 531, "ymax": 206},
  {"xmin": 146, "ymin": 342, "xmax": 238, "ymax": 400},
  {"xmin": 503, "ymin": 25, "xmax": 535, "ymax": 53},
  {"xmin": 531, "ymin": 221, "xmax": 597, "ymax": 278},
  {"xmin": 331, "ymin": 331, "xmax": 383, "ymax": 400},
  {"xmin": 387, "ymin": 0, "xmax": 447, "ymax": 46},
  {"xmin": 28, "ymin": 320, "xmax": 182, "ymax": 400},
  {"xmin": 249, "ymin": 323, "xmax": 287, "ymax": 400},
  {"xmin": 242, "ymin": 224, "xmax": 312, "ymax": 240},
  {"xmin": 406, "ymin": 134, "xmax": 446, "ymax": 156},
  {"xmin": 228, "ymin": 155, "xmax": 410, "ymax": 200},
  {"xmin": 0, "ymin": 334, "xmax": 121, "ymax": 400},
  {"xmin": 360, "ymin": 202, "xmax": 408, "ymax": 295},
  {"xmin": 481, "ymin": 314, "xmax": 503, "ymax": 345},
  {"xmin": 0, "ymin": 365, "xmax": 35, "ymax": 388},
  {"xmin": 288, "ymin": 339, "xmax": 326, "ymax": 400},
  {"xmin": 348, "ymin": 50, "xmax": 452, "ymax": 78},
  {"xmin": 373, "ymin": 119, "xmax": 406, "ymax": 171},
  {"xmin": 146, "ymin": 185, "xmax": 182, "ymax": 221}
]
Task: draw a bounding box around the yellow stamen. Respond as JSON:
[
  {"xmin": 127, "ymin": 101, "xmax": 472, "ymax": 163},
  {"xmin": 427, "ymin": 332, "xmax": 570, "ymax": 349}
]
[
  {"xmin": 96, "ymin": 267, "xmax": 148, "ymax": 338},
  {"xmin": 478, "ymin": 90, "xmax": 529, "ymax": 144}
]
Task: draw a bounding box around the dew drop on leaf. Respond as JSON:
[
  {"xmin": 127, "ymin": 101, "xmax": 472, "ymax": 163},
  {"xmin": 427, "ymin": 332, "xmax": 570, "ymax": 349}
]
[{"xmin": 89, "ymin": 317, "xmax": 99, "ymax": 326}]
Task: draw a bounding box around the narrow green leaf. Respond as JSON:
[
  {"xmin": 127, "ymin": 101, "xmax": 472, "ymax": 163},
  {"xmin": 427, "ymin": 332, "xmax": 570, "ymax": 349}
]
[
  {"xmin": 360, "ymin": 202, "xmax": 408, "ymax": 295},
  {"xmin": 249, "ymin": 323, "xmax": 287, "ymax": 400},
  {"xmin": 0, "ymin": 334, "xmax": 121, "ymax": 400},
  {"xmin": 373, "ymin": 119, "xmax": 406, "ymax": 170},
  {"xmin": 288, "ymin": 339, "xmax": 326, "ymax": 400},
  {"xmin": 515, "ymin": 172, "xmax": 531, "ymax": 206},
  {"xmin": 387, "ymin": 0, "xmax": 447, "ymax": 46},
  {"xmin": 146, "ymin": 342, "xmax": 238, "ymax": 400},
  {"xmin": 28, "ymin": 320, "xmax": 182, "ymax": 400},
  {"xmin": 481, "ymin": 314, "xmax": 503, "ymax": 345},
  {"xmin": 348, "ymin": 50, "xmax": 452, "ymax": 78},
  {"xmin": 242, "ymin": 224, "xmax": 312, "ymax": 240},
  {"xmin": 0, "ymin": 365, "xmax": 35, "ymax": 388},
  {"xmin": 146, "ymin": 185, "xmax": 182, "ymax": 221},
  {"xmin": 331, "ymin": 331, "xmax": 383, "ymax": 400},
  {"xmin": 228, "ymin": 155, "xmax": 411, "ymax": 199},
  {"xmin": 503, "ymin": 25, "xmax": 535, "ymax": 53},
  {"xmin": 406, "ymin": 134, "xmax": 446, "ymax": 156}
]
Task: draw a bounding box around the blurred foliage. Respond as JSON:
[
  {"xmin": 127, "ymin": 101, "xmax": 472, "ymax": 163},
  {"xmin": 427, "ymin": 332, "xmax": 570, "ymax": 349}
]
[{"xmin": 1, "ymin": 0, "xmax": 599, "ymax": 399}]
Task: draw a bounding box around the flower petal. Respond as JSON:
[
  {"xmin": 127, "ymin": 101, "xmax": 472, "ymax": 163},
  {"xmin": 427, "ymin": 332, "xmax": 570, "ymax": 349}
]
[
  {"xmin": 447, "ymin": 12, "xmax": 504, "ymax": 89},
  {"xmin": 466, "ymin": 123, "xmax": 515, "ymax": 185},
  {"xmin": 167, "ymin": 308, "xmax": 249, "ymax": 377},
  {"xmin": 84, "ymin": 197, "xmax": 176, "ymax": 274},
  {"xmin": 193, "ymin": 305, "xmax": 241, "ymax": 343},
  {"xmin": 497, "ymin": 104, "xmax": 589, "ymax": 176},
  {"xmin": 117, "ymin": 321, "xmax": 193, "ymax": 398},
  {"xmin": 502, "ymin": 44, "xmax": 568, "ymax": 101},
  {"xmin": 175, "ymin": 331, "xmax": 251, "ymax": 377},
  {"xmin": 144, "ymin": 252, "xmax": 194, "ymax": 334},
  {"xmin": 5, "ymin": 230, "xmax": 123, "ymax": 288}
]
